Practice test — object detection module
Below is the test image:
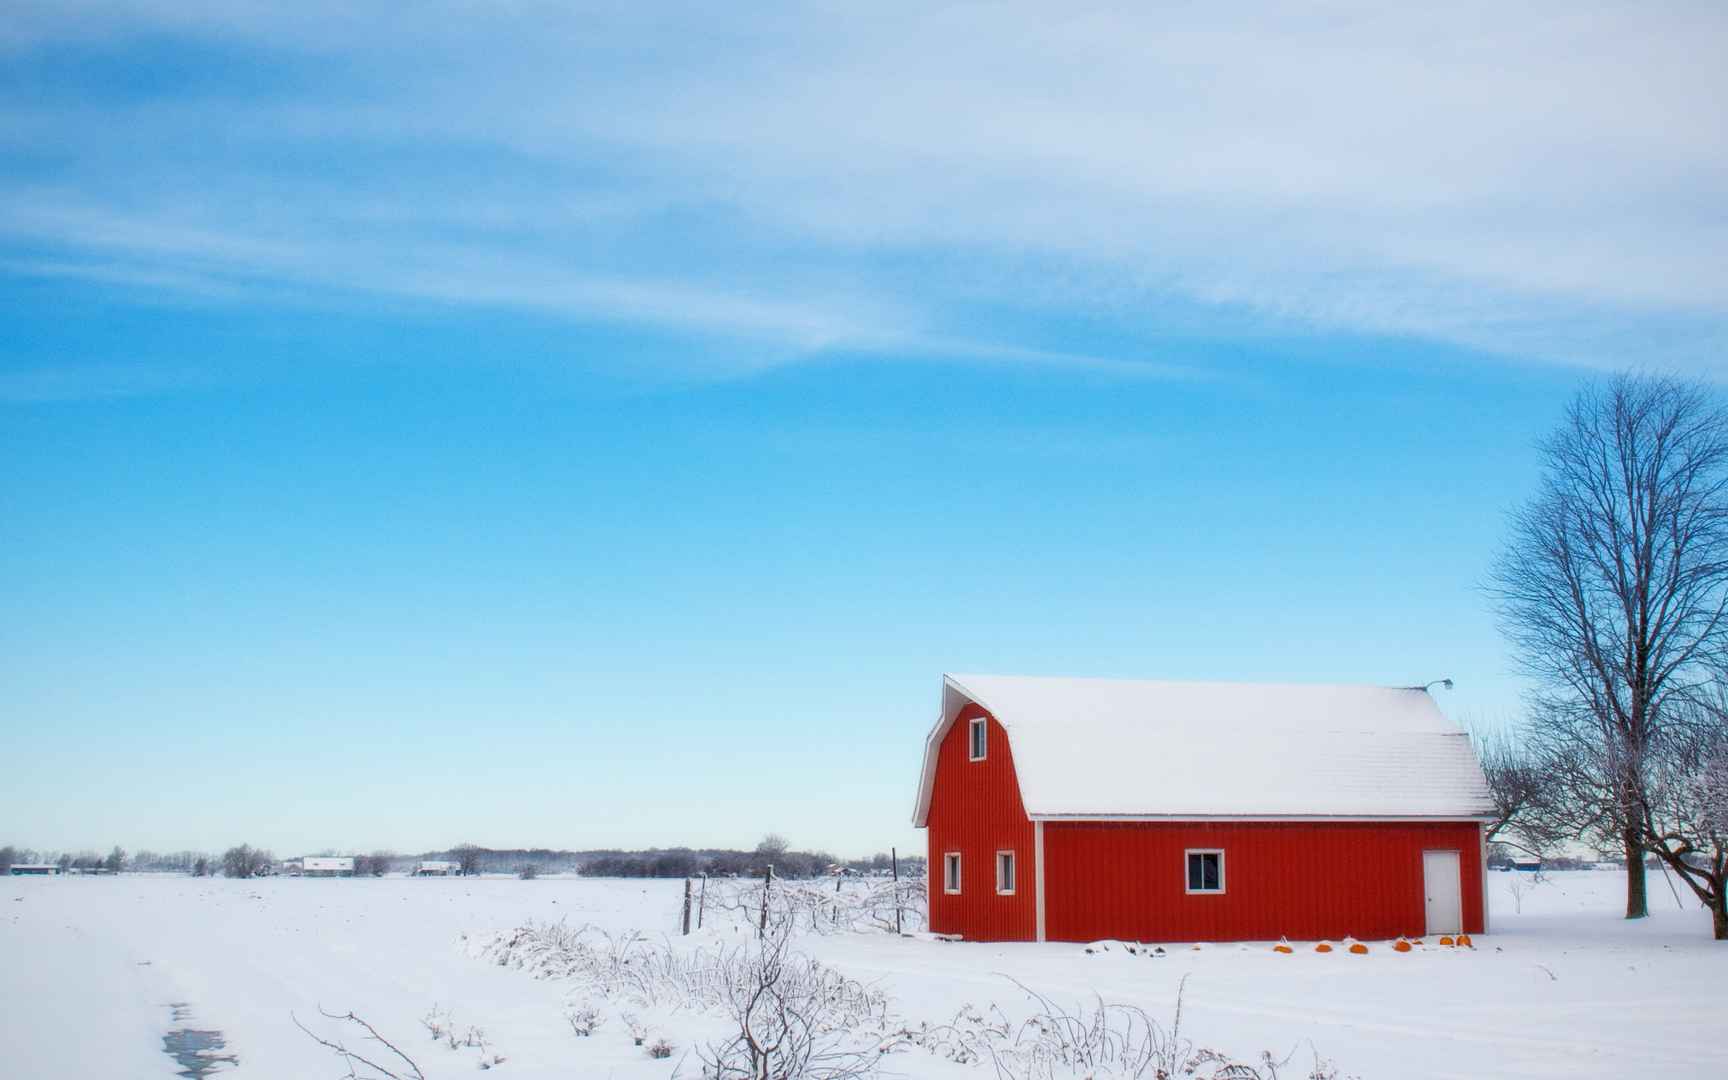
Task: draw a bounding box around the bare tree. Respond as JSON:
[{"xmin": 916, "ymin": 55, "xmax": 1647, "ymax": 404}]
[
  {"xmin": 1471, "ymin": 725, "xmax": 1562, "ymax": 857},
  {"xmin": 754, "ymin": 834, "xmax": 790, "ymax": 861},
  {"xmin": 1490, "ymin": 374, "xmax": 1728, "ymax": 919},
  {"xmin": 103, "ymin": 846, "xmax": 126, "ymax": 873},
  {"xmin": 353, "ymin": 851, "xmax": 395, "ymax": 878},
  {"xmin": 1634, "ymin": 696, "xmax": 1728, "ymax": 938},
  {"xmin": 222, "ymin": 844, "xmax": 274, "ymax": 879},
  {"xmin": 451, "ymin": 844, "xmax": 483, "ymax": 877},
  {"xmin": 1698, "ymin": 732, "xmax": 1728, "ymax": 837},
  {"xmin": 0, "ymin": 846, "xmax": 16, "ymax": 874}
]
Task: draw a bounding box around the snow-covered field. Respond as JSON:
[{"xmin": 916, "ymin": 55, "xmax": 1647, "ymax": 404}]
[{"xmin": 2, "ymin": 870, "xmax": 1722, "ymax": 1078}]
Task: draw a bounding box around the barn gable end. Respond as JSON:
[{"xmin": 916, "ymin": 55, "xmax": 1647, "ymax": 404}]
[{"xmin": 925, "ymin": 701, "xmax": 1037, "ymax": 941}]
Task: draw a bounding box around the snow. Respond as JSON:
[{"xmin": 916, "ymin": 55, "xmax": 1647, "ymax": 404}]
[
  {"xmin": 2, "ymin": 870, "xmax": 1723, "ymax": 1078},
  {"xmin": 915, "ymin": 674, "xmax": 1495, "ymax": 822}
]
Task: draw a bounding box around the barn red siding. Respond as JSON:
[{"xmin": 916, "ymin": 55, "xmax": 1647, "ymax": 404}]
[
  {"xmin": 1042, "ymin": 820, "xmax": 1484, "ymax": 943},
  {"xmin": 925, "ymin": 704, "xmax": 1036, "ymax": 941}
]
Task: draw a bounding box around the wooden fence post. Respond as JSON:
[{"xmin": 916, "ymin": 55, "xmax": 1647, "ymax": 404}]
[
  {"xmin": 833, "ymin": 871, "xmax": 843, "ymax": 925},
  {"xmin": 892, "ymin": 847, "xmax": 901, "ymax": 935},
  {"xmin": 681, "ymin": 877, "xmax": 693, "ymax": 936},
  {"xmin": 698, "ymin": 872, "xmax": 708, "ymax": 929},
  {"xmin": 759, "ymin": 864, "xmax": 774, "ymax": 938}
]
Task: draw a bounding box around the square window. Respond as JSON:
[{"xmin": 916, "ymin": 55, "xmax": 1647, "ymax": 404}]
[
  {"xmin": 996, "ymin": 850, "xmax": 1016, "ymax": 895},
  {"xmin": 1185, "ymin": 850, "xmax": 1224, "ymax": 894},
  {"xmin": 968, "ymin": 717, "xmax": 987, "ymax": 761},
  {"xmin": 944, "ymin": 852, "xmax": 962, "ymax": 894}
]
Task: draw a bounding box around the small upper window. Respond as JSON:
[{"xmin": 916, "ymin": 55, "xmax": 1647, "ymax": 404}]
[
  {"xmin": 996, "ymin": 850, "xmax": 1016, "ymax": 895},
  {"xmin": 1186, "ymin": 850, "xmax": 1224, "ymax": 894},
  {"xmin": 943, "ymin": 852, "xmax": 962, "ymax": 894},
  {"xmin": 968, "ymin": 717, "xmax": 987, "ymax": 761}
]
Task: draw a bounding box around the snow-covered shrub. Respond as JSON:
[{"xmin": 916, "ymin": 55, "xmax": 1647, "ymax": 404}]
[
  {"xmin": 701, "ymin": 873, "xmax": 927, "ymax": 935},
  {"xmin": 419, "ymin": 1005, "xmax": 451, "ymax": 1043},
  {"xmin": 698, "ymin": 917, "xmax": 903, "ymax": 1079},
  {"xmin": 474, "ymin": 919, "xmax": 1344, "ymax": 1080},
  {"xmin": 475, "ymin": 917, "xmax": 904, "ymax": 1076},
  {"xmin": 913, "ymin": 978, "xmax": 1350, "ymax": 1080},
  {"xmin": 563, "ymin": 1003, "xmax": 604, "ymax": 1037},
  {"xmin": 624, "ymin": 1012, "xmax": 648, "ymax": 1046}
]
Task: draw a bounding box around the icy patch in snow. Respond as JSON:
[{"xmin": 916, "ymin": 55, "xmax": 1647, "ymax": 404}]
[{"xmin": 161, "ymin": 1008, "xmax": 238, "ymax": 1080}]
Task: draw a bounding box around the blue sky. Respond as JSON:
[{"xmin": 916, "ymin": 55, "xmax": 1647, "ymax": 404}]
[{"xmin": 4, "ymin": 3, "xmax": 1726, "ymax": 858}]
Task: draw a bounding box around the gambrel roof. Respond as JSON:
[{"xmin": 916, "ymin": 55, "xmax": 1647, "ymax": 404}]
[{"xmin": 912, "ymin": 673, "xmax": 1496, "ymax": 825}]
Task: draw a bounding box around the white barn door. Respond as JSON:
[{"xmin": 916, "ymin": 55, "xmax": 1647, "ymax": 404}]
[{"xmin": 1422, "ymin": 850, "xmax": 1462, "ymax": 936}]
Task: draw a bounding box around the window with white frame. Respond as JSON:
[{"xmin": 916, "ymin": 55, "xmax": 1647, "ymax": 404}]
[
  {"xmin": 996, "ymin": 850, "xmax": 1016, "ymax": 895},
  {"xmin": 968, "ymin": 717, "xmax": 987, "ymax": 761},
  {"xmin": 1185, "ymin": 849, "xmax": 1224, "ymax": 894},
  {"xmin": 943, "ymin": 852, "xmax": 962, "ymax": 894}
]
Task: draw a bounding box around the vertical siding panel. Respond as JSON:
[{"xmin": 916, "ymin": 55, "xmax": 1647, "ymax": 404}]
[
  {"xmin": 925, "ymin": 705, "xmax": 1036, "ymax": 941},
  {"xmin": 1043, "ymin": 820, "xmax": 1486, "ymax": 943}
]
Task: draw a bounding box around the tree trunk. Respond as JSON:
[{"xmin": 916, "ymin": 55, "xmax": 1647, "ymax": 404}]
[
  {"xmin": 1713, "ymin": 889, "xmax": 1728, "ymax": 941},
  {"xmin": 1623, "ymin": 829, "xmax": 1649, "ymax": 919}
]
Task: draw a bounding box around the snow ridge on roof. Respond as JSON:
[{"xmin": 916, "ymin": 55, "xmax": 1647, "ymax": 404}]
[{"xmin": 913, "ymin": 673, "xmax": 1495, "ymax": 824}]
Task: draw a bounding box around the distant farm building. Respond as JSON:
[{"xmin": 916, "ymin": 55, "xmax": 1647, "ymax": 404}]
[
  {"xmin": 301, "ymin": 857, "xmax": 355, "ymax": 878},
  {"xmin": 8, "ymin": 864, "xmax": 64, "ymax": 876},
  {"xmin": 414, "ymin": 861, "xmax": 454, "ymax": 877},
  {"xmin": 914, "ymin": 674, "xmax": 1495, "ymax": 943},
  {"xmin": 1512, "ymin": 856, "xmax": 1543, "ymax": 873}
]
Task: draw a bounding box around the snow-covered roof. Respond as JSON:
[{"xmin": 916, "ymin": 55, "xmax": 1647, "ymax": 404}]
[{"xmin": 912, "ymin": 673, "xmax": 1496, "ymax": 825}]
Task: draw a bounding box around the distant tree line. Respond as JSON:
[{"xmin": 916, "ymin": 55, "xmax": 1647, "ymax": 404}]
[
  {"xmin": 574, "ymin": 837, "xmax": 924, "ymax": 880},
  {"xmin": 0, "ymin": 845, "xmax": 128, "ymax": 872},
  {"xmin": 1, "ymin": 837, "xmax": 926, "ymax": 883},
  {"xmin": 1485, "ymin": 844, "xmax": 1602, "ymax": 871}
]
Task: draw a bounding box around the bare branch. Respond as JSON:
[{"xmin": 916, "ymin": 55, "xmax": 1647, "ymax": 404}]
[{"xmin": 293, "ymin": 1009, "xmax": 426, "ymax": 1080}]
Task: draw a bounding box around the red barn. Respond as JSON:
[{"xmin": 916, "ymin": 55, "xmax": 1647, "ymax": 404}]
[{"xmin": 913, "ymin": 673, "xmax": 1495, "ymax": 944}]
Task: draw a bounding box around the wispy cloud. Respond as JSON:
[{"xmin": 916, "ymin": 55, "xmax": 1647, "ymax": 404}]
[
  {"xmin": 0, "ymin": 198, "xmax": 1199, "ymax": 388},
  {"xmin": 0, "ymin": 361, "xmax": 217, "ymax": 403},
  {"xmin": 4, "ymin": 1, "xmax": 1726, "ymax": 377}
]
